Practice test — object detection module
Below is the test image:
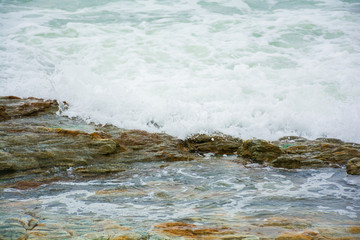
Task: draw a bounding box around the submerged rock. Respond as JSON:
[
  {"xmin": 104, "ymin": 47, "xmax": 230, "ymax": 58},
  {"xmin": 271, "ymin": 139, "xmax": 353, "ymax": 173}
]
[
  {"xmin": 5, "ymin": 177, "xmax": 62, "ymax": 190},
  {"xmin": 348, "ymin": 226, "xmax": 360, "ymax": 234},
  {"xmin": 275, "ymin": 231, "xmax": 326, "ymax": 240},
  {"xmin": 183, "ymin": 133, "xmax": 243, "ymax": 155},
  {"xmin": 260, "ymin": 217, "xmax": 312, "ymax": 230},
  {"xmin": 154, "ymin": 222, "xmax": 237, "ymax": 239}
]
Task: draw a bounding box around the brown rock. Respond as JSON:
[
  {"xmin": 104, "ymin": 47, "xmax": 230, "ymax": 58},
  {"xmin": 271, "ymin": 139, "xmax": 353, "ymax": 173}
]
[
  {"xmin": 90, "ymin": 131, "xmax": 113, "ymax": 139},
  {"xmin": 74, "ymin": 165, "xmax": 127, "ymax": 177},
  {"xmin": 16, "ymin": 101, "xmax": 53, "ymax": 116},
  {"xmin": 151, "ymin": 150, "xmax": 194, "ymax": 162},
  {"xmin": 349, "ymin": 226, "xmax": 360, "ymax": 234},
  {"xmin": 8, "ymin": 181, "xmax": 44, "ymax": 190},
  {"xmin": 5, "ymin": 177, "xmax": 63, "ymax": 190},
  {"xmin": 301, "ymin": 159, "xmax": 326, "ymax": 167},
  {"xmin": 49, "ymin": 128, "xmax": 82, "ymax": 136},
  {"xmin": 332, "ymin": 149, "xmax": 360, "ymax": 165},
  {"xmin": 239, "ymin": 139, "xmax": 282, "ymax": 163},
  {"xmin": 276, "ymin": 137, "xmax": 360, "ymax": 168},
  {"xmin": 183, "ymin": 133, "xmax": 243, "ymax": 154},
  {"xmin": 2, "ymin": 96, "xmax": 360, "ymax": 179},
  {"xmin": 117, "ymin": 129, "xmax": 195, "ymax": 162},
  {"xmin": 0, "ymin": 105, "xmax": 9, "ymax": 120},
  {"xmin": 2, "ymin": 96, "xmax": 21, "ymax": 99},
  {"xmin": 283, "ymin": 145, "xmax": 308, "ymax": 154},
  {"xmin": 89, "ymin": 139, "xmax": 118, "ymax": 155},
  {"xmin": 276, "ymin": 231, "xmax": 326, "ymax": 240},
  {"xmin": 118, "ymin": 130, "xmax": 163, "ymax": 149},
  {"xmin": 154, "ymin": 222, "xmax": 235, "ymax": 238},
  {"xmin": 271, "ymin": 156, "xmax": 302, "ymax": 169},
  {"xmin": 261, "ymin": 217, "xmax": 312, "ymax": 229},
  {"xmin": 0, "ymin": 96, "xmax": 58, "ymax": 120},
  {"xmin": 346, "ymin": 158, "xmax": 360, "ymax": 175},
  {"xmin": 112, "ymin": 236, "xmax": 139, "ymax": 240}
]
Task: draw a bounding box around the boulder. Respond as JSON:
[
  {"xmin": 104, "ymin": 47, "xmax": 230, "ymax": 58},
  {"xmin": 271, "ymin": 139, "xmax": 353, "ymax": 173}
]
[
  {"xmin": 183, "ymin": 133, "xmax": 243, "ymax": 155},
  {"xmin": 346, "ymin": 158, "xmax": 360, "ymax": 175},
  {"xmin": 276, "ymin": 136, "xmax": 360, "ymax": 168},
  {"xmin": 261, "ymin": 217, "xmax": 312, "ymax": 229},
  {"xmin": 271, "ymin": 155, "xmax": 302, "ymax": 169},
  {"xmin": 239, "ymin": 139, "xmax": 282, "ymax": 163}
]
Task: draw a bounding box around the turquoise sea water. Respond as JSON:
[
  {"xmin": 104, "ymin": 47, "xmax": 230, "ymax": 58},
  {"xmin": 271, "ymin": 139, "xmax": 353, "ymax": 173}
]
[{"xmin": 1, "ymin": 0, "xmax": 360, "ymax": 141}]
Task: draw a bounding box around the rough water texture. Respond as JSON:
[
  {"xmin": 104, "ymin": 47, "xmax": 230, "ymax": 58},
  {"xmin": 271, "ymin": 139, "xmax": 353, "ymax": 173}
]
[
  {"xmin": 1, "ymin": 97, "xmax": 360, "ymax": 239},
  {"xmin": 1, "ymin": 0, "xmax": 360, "ymax": 141}
]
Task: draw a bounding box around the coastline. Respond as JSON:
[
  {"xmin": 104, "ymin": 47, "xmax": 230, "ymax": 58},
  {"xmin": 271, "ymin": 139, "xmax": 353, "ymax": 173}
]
[
  {"xmin": 1, "ymin": 96, "xmax": 360, "ymax": 177},
  {"xmin": 1, "ymin": 96, "xmax": 360, "ymax": 240}
]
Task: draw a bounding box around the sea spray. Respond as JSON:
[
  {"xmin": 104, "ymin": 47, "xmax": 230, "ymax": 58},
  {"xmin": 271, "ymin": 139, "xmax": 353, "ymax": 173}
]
[{"xmin": 1, "ymin": 0, "xmax": 360, "ymax": 141}]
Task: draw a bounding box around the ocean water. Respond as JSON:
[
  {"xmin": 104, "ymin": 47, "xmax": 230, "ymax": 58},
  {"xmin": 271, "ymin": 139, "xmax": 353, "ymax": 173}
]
[
  {"xmin": 1, "ymin": 159, "xmax": 360, "ymax": 238},
  {"xmin": 1, "ymin": 0, "xmax": 360, "ymax": 141}
]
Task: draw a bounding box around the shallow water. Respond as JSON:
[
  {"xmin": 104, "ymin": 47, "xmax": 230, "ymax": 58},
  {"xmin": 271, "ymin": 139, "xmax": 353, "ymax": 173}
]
[
  {"xmin": 1, "ymin": 159, "xmax": 359, "ymax": 239},
  {"xmin": 1, "ymin": 0, "xmax": 360, "ymax": 142}
]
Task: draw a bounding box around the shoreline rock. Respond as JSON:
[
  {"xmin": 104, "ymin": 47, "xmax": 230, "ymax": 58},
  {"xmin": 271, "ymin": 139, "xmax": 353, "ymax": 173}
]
[
  {"xmin": 346, "ymin": 158, "xmax": 360, "ymax": 175},
  {"xmin": 238, "ymin": 139, "xmax": 282, "ymax": 163},
  {"xmin": 183, "ymin": 133, "xmax": 243, "ymax": 155},
  {"xmin": 1, "ymin": 97, "xmax": 360, "ymax": 240},
  {"xmin": 1, "ymin": 96, "xmax": 360, "ymax": 178}
]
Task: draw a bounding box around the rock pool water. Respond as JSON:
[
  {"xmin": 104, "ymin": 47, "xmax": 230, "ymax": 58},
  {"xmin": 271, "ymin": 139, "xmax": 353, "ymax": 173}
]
[{"xmin": 1, "ymin": 158, "xmax": 359, "ymax": 239}]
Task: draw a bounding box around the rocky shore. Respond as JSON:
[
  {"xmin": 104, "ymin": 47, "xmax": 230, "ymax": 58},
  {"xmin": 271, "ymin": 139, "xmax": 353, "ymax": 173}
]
[
  {"xmin": 1, "ymin": 96, "xmax": 360, "ymax": 240},
  {"xmin": 1, "ymin": 96, "xmax": 360, "ymax": 178}
]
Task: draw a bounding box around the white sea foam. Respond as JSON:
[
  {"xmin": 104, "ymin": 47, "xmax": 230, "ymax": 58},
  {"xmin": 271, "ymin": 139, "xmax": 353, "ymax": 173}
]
[{"xmin": 1, "ymin": 0, "xmax": 360, "ymax": 141}]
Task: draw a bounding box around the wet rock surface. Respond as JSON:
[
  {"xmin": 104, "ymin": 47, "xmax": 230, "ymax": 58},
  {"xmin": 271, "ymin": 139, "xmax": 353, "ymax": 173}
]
[
  {"xmin": 1, "ymin": 97, "xmax": 360, "ymax": 239},
  {"xmin": 0, "ymin": 96, "xmax": 57, "ymax": 120},
  {"xmin": 346, "ymin": 157, "xmax": 360, "ymax": 175},
  {"xmin": 183, "ymin": 133, "xmax": 243, "ymax": 155},
  {"xmin": 153, "ymin": 222, "xmax": 237, "ymax": 239},
  {"xmin": 274, "ymin": 136, "xmax": 360, "ymax": 169},
  {"xmin": 1, "ymin": 96, "xmax": 360, "ymax": 177},
  {"xmin": 0, "ymin": 97, "xmax": 195, "ymax": 177},
  {"xmin": 239, "ymin": 139, "xmax": 282, "ymax": 163}
]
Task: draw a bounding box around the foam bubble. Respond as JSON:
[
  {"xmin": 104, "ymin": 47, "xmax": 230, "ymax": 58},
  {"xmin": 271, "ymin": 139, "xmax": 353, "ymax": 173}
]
[{"xmin": 1, "ymin": 0, "xmax": 360, "ymax": 142}]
